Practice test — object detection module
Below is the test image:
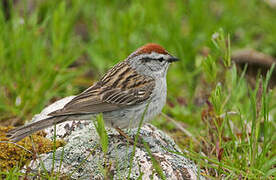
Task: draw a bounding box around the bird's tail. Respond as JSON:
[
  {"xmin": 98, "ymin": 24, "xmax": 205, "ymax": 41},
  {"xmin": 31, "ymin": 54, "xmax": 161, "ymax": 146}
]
[{"xmin": 7, "ymin": 116, "xmax": 68, "ymax": 142}]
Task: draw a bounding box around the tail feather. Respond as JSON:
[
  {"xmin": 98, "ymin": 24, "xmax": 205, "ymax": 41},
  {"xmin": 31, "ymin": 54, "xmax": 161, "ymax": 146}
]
[{"xmin": 7, "ymin": 116, "xmax": 68, "ymax": 142}]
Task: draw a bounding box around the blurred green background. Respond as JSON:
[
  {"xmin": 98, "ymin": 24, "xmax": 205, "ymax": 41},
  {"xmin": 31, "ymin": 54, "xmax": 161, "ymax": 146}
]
[
  {"xmin": 1, "ymin": 0, "xmax": 275, "ymax": 124},
  {"xmin": 0, "ymin": 0, "xmax": 275, "ymax": 178}
]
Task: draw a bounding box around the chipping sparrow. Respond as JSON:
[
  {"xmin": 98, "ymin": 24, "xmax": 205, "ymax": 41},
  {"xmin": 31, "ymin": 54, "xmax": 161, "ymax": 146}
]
[{"xmin": 8, "ymin": 43, "xmax": 178, "ymax": 142}]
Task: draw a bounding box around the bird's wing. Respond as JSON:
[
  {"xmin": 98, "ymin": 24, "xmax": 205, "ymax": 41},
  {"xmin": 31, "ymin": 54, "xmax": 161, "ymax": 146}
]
[{"xmin": 49, "ymin": 62, "xmax": 155, "ymax": 116}]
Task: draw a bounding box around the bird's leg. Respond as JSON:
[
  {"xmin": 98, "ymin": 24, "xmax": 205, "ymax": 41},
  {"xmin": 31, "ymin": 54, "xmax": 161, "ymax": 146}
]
[
  {"xmin": 115, "ymin": 127, "xmax": 144, "ymax": 148},
  {"xmin": 115, "ymin": 127, "xmax": 135, "ymax": 145}
]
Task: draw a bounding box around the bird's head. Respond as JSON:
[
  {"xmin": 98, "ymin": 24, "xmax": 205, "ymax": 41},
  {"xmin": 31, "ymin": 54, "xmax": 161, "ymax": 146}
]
[{"xmin": 126, "ymin": 43, "xmax": 179, "ymax": 77}]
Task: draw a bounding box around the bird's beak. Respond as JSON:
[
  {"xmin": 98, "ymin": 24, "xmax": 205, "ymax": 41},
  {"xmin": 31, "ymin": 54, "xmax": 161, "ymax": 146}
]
[{"xmin": 168, "ymin": 55, "xmax": 179, "ymax": 63}]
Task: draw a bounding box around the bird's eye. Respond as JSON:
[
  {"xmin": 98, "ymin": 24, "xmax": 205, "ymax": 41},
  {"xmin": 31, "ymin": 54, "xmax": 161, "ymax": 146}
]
[{"xmin": 157, "ymin": 58, "xmax": 164, "ymax": 62}]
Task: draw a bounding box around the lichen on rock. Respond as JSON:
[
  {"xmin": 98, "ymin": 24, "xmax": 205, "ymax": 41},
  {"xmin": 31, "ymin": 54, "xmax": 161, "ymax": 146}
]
[
  {"xmin": 0, "ymin": 126, "xmax": 64, "ymax": 172},
  {"xmin": 22, "ymin": 97, "xmax": 204, "ymax": 180}
]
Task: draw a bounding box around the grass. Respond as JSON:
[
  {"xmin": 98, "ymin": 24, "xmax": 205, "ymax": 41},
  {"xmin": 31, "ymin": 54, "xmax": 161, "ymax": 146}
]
[
  {"xmin": 0, "ymin": 0, "xmax": 275, "ymax": 179},
  {"xmin": 186, "ymin": 29, "xmax": 275, "ymax": 179}
]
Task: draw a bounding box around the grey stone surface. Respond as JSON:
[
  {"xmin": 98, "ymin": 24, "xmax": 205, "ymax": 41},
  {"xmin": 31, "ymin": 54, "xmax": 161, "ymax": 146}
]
[{"xmin": 27, "ymin": 97, "xmax": 204, "ymax": 180}]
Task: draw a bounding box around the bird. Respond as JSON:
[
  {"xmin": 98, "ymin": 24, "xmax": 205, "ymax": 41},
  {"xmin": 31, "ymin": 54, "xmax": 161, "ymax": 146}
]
[{"xmin": 7, "ymin": 43, "xmax": 179, "ymax": 142}]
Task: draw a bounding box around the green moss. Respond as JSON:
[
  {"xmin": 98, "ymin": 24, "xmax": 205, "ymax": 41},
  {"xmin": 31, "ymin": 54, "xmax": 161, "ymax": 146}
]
[{"xmin": 0, "ymin": 126, "xmax": 65, "ymax": 172}]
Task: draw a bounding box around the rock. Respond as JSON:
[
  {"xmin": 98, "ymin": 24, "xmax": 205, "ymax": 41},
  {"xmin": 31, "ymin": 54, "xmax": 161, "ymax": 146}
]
[
  {"xmin": 232, "ymin": 49, "xmax": 276, "ymax": 68},
  {"xmin": 26, "ymin": 97, "xmax": 204, "ymax": 180},
  {"xmin": 232, "ymin": 49, "xmax": 276, "ymax": 87}
]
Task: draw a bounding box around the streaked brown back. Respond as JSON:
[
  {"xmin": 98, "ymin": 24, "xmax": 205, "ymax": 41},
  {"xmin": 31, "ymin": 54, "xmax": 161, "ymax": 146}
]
[{"xmin": 49, "ymin": 61, "xmax": 155, "ymax": 116}]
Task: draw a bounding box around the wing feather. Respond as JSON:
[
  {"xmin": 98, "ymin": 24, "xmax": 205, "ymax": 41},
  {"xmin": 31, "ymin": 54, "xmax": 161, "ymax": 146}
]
[{"xmin": 49, "ymin": 62, "xmax": 155, "ymax": 116}]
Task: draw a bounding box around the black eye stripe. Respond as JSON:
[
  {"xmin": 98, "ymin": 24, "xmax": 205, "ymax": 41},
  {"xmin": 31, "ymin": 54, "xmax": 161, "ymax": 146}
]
[
  {"xmin": 141, "ymin": 58, "xmax": 150, "ymax": 63},
  {"xmin": 141, "ymin": 57, "xmax": 165, "ymax": 63}
]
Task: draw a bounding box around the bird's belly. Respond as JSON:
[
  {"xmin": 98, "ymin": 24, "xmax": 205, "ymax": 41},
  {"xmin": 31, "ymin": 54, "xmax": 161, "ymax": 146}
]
[
  {"xmin": 103, "ymin": 80, "xmax": 167, "ymax": 129},
  {"xmin": 71, "ymin": 93, "xmax": 166, "ymax": 129},
  {"xmin": 103, "ymin": 102, "xmax": 163, "ymax": 129}
]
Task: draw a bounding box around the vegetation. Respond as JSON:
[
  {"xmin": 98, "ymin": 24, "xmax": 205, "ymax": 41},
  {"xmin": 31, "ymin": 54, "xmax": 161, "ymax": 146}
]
[
  {"xmin": 0, "ymin": 126, "xmax": 64, "ymax": 173},
  {"xmin": 0, "ymin": 0, "xmax": 275, "ymax": 179}
]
